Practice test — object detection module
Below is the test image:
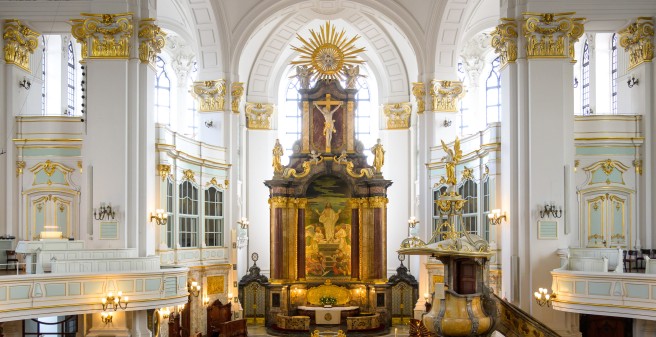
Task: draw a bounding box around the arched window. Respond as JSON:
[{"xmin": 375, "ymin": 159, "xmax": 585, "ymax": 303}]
[
  {"xmin": 66, "ymin": 41, "xmax": 75, "ymax": 116},
  {"xmin": 155, "ymin": 56, "xmax": 171, "ymax": 125},
  {"xmin": 185, "ymin": 61, "xmax": 199, "ymax": 138},
  {"xmin": 611, "ymin": 34, "xmax": 618, "ymax": 114},
  {"xmin": 41, "ymin": 36, "xmax": 46, "ymax": 115},
  {"xmin": 178, "ymin": 181, "xmax": 198, "ymax": 248},
  {"xmin": 458, "ymin": 179, "xmax": 478, "ymax": 235},
  {"xmin": 204, "ymin": 186, "xmax": 224, "ymax": 247},
  {"xmin": 582, "ymin": 40, "xmax": 590, "ymax": 115},
  {"xmin": 279, "ymin": 66, "xmax": 377, "ymax": 161},
  {"xmin": 457, "ymin": 62, "xmax": 470, "ymax": 136},
  {"xmin": 485, "ymin": 57, "xmax": 501, "ymax": 124}
]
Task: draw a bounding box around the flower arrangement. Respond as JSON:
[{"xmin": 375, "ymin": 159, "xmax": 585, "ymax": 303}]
[{"xmin": 319, "ymin": 296, "xmax": 337, "ymax": 306}]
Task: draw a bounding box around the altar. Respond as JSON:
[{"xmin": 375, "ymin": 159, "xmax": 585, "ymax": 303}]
[{"xmin": 297, "ymin": 306, "xmax": 359, "ymax": 325}]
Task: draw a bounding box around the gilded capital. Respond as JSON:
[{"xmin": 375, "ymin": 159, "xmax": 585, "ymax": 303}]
[
  {"xmin": 523, "ymin": 12, "xmax": 585, "ymax": 62},
  {"xmin": 138, "ymin": 18, "xmax": 166, "ymax": 65},
  {"xmin": 269, "ymin": 196, "xmax": 289, "ymax": 208},
  {"xmin": 368, "ymin": 196, "xmax": 388, "ymax": 208},
  {"xmin": 245, "ymin": 102, "xmax": 274, "ymax": 129},
  {"xmin": 71, "ymin": 13, "xmax": 133, "ymax": 60},
  {"xmin": 490, "ymin": 18, "xmax": 518, "ymax": 68},
  {"xmin": 412, "ymin": 82, "xmax": 426, "ymax": 114},
  {"xmin": 619, "ymin": 17, "xmax": 654, "ymax": 70},
  {"xmin": 231, "ymin": 82, "xmax": 244, "ymax": 113},
  {"xmin": 3, "ymin": 19, "xmax": 40, "ymax": 72},
  {"xmin": 192, "ymin": 80, "xmax": 227, "ymax": 112},
  {"xmin": 430, "ymin": 80, "xmax": 464, "ymax": 112},
  {"xmin": 383, "ymin": 102, "xmax": 411, "ymax": 129},
  {"xmin": 158, "ymin": 164, "xmax": 171, "ymax": 181}
]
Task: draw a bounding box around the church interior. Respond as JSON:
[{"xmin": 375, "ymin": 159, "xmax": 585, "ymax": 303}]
[{"xmin": 0, "ymin": 0, "xmax": 655, "ymax": 336}]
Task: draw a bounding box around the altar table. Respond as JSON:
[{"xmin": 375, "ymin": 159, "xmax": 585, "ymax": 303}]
[{"xmin": 297, "ymin": 306, "xmax": 359, "ymax": 325}]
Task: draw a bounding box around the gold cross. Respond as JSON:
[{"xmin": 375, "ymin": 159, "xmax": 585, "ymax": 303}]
[{"xmin": 315, "ymin": 94, "xmax": 342, "ymax": 111}]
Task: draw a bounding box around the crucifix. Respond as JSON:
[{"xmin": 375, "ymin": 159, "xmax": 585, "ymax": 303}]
[{"xmin": 313, "ymin": 94, "xmax": 343, "ymax": 153}]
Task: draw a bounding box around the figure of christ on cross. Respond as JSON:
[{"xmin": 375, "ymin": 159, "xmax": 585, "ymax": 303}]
[{"xmin": 313, "ymin": 94, "xmax": 343, "ymax": 152}]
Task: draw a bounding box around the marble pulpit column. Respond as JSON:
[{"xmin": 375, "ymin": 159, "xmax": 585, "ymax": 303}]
[{"xmin": 268, "ymin": 197, "xmax": 304, "ymax": 281}]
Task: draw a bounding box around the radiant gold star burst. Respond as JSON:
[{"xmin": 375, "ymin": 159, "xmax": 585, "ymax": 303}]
[{"xmin": 291, "ymin": 21, "xmax": 366, "ymax": 81}]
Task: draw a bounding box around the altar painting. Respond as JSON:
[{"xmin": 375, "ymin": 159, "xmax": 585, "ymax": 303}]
[{"xmin": 305, "ymin": 176, "xmax": 351, "ymax": 279}]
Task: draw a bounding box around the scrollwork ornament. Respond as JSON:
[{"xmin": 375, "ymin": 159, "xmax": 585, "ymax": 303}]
[
  {"xmin": 192, "ymin": 80, "xmax": 227, "ymax": 112},
  {"xmin": 71, "ymin": 13, "xmax": 133, "ymax": 60},
  {"xmin": 3, "ymin": 19, "xmax": 40, "ymax": 72},
  {"xmin": 490, "ymin": 18, "xmax": 518, "ymax": 68},
  {"xmin": 411, "ymin": 82, "xmax": 425, "ymax": 114},
  {"xmin": 231, "ymin": 82, "xmax": 244, "ymax": 113},
  {"xmin": 138, "ymin": 18, "xmax": 166, "ymax": 65},
  {"xmin": 430, "ymin": 80, "xmax": 464, "ymax": 112},
  {"xmin": 619, "ymin": 17, "xmax": 654, "ymax": 70},
  {"xmin": 16, "ymin": 161, "xmax": 26, "ymax": 177}
]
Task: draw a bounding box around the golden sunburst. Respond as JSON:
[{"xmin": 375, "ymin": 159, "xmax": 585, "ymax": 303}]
[{"xmin": 291, "ymin": 21, "xmax": 366, "ymax": 81}]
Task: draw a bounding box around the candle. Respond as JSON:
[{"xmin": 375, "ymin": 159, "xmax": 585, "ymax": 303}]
[{"xmin": 395, "ymin": 328, "xmax": 397, "ymax": 337}]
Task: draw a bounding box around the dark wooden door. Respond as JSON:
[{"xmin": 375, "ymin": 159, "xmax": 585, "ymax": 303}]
[
  {"xmin": 455, "ymin": 259, "xmax": 477, "ymax": 294},
  {"xmin": 581, "ymin": 314, "xmax": 632, "ymax": 337}
]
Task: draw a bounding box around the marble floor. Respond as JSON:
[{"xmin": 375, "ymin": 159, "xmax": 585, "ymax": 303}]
[{"xmin": 247, "ymin": 324, "xmax": 410, "ymax": 337}]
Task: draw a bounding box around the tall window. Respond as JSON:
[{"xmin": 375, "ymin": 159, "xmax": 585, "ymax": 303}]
[
  {"xmin": 41, "ymin": 36, "xmax": 46, "ymax": 115},
  {"xmin": 611, "ymin": 34, "xmax": 618, "ymax": 114},
  {"xmin": 155, "ymin": 56, "xmax": 171, "ymax": 125},
  {"xmin": 482, "ymin": 177, "xmax": 490, "ymax": 241},
  {"xmin": 184, "ymin": 61, "xmax": 199, "ymax": 138},
  {"xmin": 66, "ymin": 41, "xmax": 75, "ymax": 115},
  {"xmin": 166, "ymin": 178, "xmax": 174, "ymax": 248},
  {"xmin": 458, "ymin": 179, "xmax": 478, "ymax": 235},
  {"xmin": 178, "ymin": 181, "xmax": 199, "ymax": 248},
  {"xmin": 582, "ymin": 40, "xmax": 590, "ymax": 115},
  {"xmin": 204, "ymin": 187, "xmax": 224, "ymax": 247},
  {"xmin": 485, "ymin": 57, "xmax": 501, "ymax": 124},
  {"xmin": 457, "ymin": 62, "xmax": 470, "ymax": 136},
  {"xmin": 280, "ymin": 66, "xmax": 377, "ymax": 161}
]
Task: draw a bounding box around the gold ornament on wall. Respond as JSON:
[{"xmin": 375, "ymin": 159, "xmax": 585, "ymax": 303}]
[
  {"xmin": 412, "ymin": 82, "xmax": 426, "ymax": 114},
  {"xmin": 491, "ymin": 18, "xmax": 518, "ymax": 68},
  {"xmin": 383, "ymin": 103, "xmax": 411, "ymax": 129},
  {"xmin": 3, "ymin": 19, "xmax": 40, "ymax": 72},
  {"xmin": 523, "ymin": 12, "xmax": 585, "ymax": 62},
  {"xmin": 71, "ymin": 13, "xmax": 133, "ymax": 60},
  {"xmin": 192, "ymin": 80, "xmax": 226, "ymax": 112},
  {"xmin": 16, "ymin": 161, "xmax": 26, "ymax": 177},
  {"xmin": 137, "ymin": 18, "xmax": 166, "ymax": 65},
  {"xmin": 158, "ymin": 164, "xmax": 171, "ymax": 181},
  {"xmin": 290, "ymin": 21, "xmax": 365, "ymax": 81},
  {"xmin": 461, "ymin": 166, "xmax": 474, "ymax": 181},
  {"xmin": 633, "ymin": 159, "xmax": 643, "ymax": 175},
  {"xmin": 619, "ymin": 17, "xmax": 654, "ymax": 70},
  {"xmin": 231, "ymin": 82, "xmax": 244, "ymax": 113},
  {"xmin": 431, "ymin": 80, "xmax": 464, "ymax": 112},
  {"xmin": 245, "ymin": 102, "xmax": 274, "ymax": 129},
  {"xmin": 182, "ymin": 169, "xmax": 195, "ymax": 182}
]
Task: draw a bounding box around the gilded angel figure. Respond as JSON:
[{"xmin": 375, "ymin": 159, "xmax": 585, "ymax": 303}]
[{"xmin": 441, "ymin": 137, "xmax": 462, "ymax": 186}]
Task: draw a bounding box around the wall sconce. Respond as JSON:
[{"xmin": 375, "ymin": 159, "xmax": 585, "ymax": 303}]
[
  {"xmin": 188, "ymin": 281, "xmax": 201, "ymax": 298},
  {"xmin": 573, "ymin": 77, "xmax": 579, "ymax": 88},
  {"xmin": 203, "ymin": 296, "xmax": 210, "ymax": 306},
  {"xmin": 237, "ymin": 217, "xmax": 249, "ymax": 229},
  {"xmin": 94, "ymin": 203, "xmax": 116, "ymax": 220},
  {"xmin": 539, "ymin": 203, "xmax": 562, "ymax": 218},
  {"xmin": 423, "ymin": 292, "xmax": 432, "ymax": 312},
  {"xmin": 101, "ymin": 312, "xmax": 113, "ymax": 324},
  {"xmin": 19, "ymin": 78, "xmax": 31, "ymax": 90},
  {"xmin": 407, "ymin": 217, "xmax": 419, "ymax": 229},
  {"xmin": 237, "ymin": 217, "xmax": 249, "ymax": 249},
  {"xmin": 159, "ymin": 307, "xmax": 171, "ymax": 319},
  {"xmin": 150, "ymin": 209, "xmax": 168, "ymax": 226},
  {"xmin": 534, "ymin": 288, "xmax": 556, "ymax": 307},
  {"xmin": 205, "ymin": 120, "xmax": 214, "ymax": 128},
  {"xmin": 487, "ymin": 209, "xmax": 507, "ymax": 225},
  {"xmin": 627, "ymin": 76, "xmax": 639, "ymax": 88},
  {"xmin": 443, "ymin": 119, "xmax": 452, "ymax": 127},
  {"xmin": 101, "ymin": 291, "xmax": 128, "ymax": 311}
]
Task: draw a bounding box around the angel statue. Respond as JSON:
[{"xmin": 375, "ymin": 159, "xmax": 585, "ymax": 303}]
[
  {"xmin": 441, "ymin": 137, "xmax": 462, "ymax": 186},
  {"xmin": 290, "ymin": 65, "xmax": 313, "ymax": 89},
  {"xmin": 343, "ymin": 65, "xmax": 366, "ymax": 89}
]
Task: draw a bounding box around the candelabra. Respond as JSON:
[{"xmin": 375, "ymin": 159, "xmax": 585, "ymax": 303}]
[
  {"xmin": 101, "ymin": 312, "xmax": 113, "ymax": 324},
  {"xmin": 150, "ymin": 209, "xmax": 168, "ymax": 226},
  {"xmin": 539, "ymin": 203, "xmax": 562, "ymax": 218},
  {"xmin": 627, "ymin": 76, "xmax": 639, "ymax": 88},
  {"xmin": 159, "ymin": 307, "xmax": 171, "ymax": 319},
  {"xmin": 407, "ymin": 217, "xmax": 419, "ymax": 229},
  {"xmin": 203, "ymin": 295, "xmax": 210, "ymax": 306},
  {"xmin": 237, "ymin": 217, "xmax": 250, "ymax": 249},
  {"xmin": 487, "ymin": 209, "xmax": 507, "ymax": 225},
  {"xmin": 534, "ymin": 287, "xmax": 556, "ymax": 307},
  {"xmin": 101, "ymin": 291, "xmax": 128, "ymax": 311},
  {"xmin": 188, "ymin": 281, "xmax": 201, "ymax": 299},
  {"xmin": 94, "ymin": 203, "xmax": 116, "ymax": 220}
]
